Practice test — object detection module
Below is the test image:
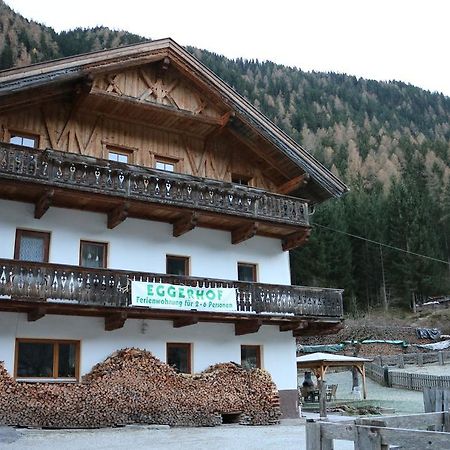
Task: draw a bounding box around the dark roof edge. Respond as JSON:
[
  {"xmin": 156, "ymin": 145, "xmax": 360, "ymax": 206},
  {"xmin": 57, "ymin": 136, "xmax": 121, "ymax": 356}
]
[{"xmin": 165, "ymin": 41, "xmax": 348, "ymax": 199}]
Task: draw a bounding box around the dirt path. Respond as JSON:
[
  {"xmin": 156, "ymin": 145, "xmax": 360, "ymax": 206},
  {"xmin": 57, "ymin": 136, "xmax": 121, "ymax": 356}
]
[{"xmin": 1, "ymin": 420, "xmax": 355, "ymax": 450}]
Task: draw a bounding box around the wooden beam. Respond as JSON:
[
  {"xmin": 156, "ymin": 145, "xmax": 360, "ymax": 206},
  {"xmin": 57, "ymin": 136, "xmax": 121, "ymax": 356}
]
[
  {"xmin": 173, "ymin": 316, "xmax": 199, "ymax": 328},
  {"xmin": 34, "ymin": 189, "xmax": 54, "ymax": 219},
  {"xmin": 231, "ymin": 222, "xmax": 259, "ymax": 245},
  {"xmin": 173, "ymin": 212, "xmax": 198, "ymax": 237},
  {"xmin": 72, "ymin": 75, "xmax": 93, "ymax": 110},
  {"xmin": 235, "ymin": 319, "xmax": 262, "ymax": 336},
  {"xmin": 227, "ymin": 127, "xmax": 288, "ymax": 179},
  {"xmin": 107, "ymin": 202, "xmax": 129, "ymax": 229},
  {"xmin": 279, "ymin": 320, "xmax": 308, "ymax": 332},
  {"xmin": 277, "ymin": 173, "xmax": 310, "ymax": 195},
  {"xmin": 90, "ymin": 88, "xmax": 224, "ymax": 127},
  {"xmin": 282, "ymin": 229, "xmax": 311, "ymax": 251},
  {"xmin": 203, "ymin": 111, "xmax": 233, "ymax": 143},
  {"xmin": 27, "ymin": 306, "xmax": 46, "ymax": 322},
  {"xmin": 105, "ymin": 312, "xmax": 127, "ymax": 331}
]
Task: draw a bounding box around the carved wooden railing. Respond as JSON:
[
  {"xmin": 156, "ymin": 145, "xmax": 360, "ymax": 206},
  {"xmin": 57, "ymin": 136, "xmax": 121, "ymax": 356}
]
[
  {"xmin": 0, "ymin": 259, "xmax": 343, "ymax": 319},
  {"xmin": 0, "ymin": 143, "xmax": 310, "ymax": 226}
]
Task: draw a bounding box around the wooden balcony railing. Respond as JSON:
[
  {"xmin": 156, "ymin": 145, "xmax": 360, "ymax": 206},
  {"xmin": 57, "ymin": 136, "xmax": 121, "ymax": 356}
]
[
  {"xmin": 0, "ymin": 259, "xmax": 343, "ymax": 319},
  {"xmin": 0, "ymin": 143, "xmax": 310, "ymax": 227}
]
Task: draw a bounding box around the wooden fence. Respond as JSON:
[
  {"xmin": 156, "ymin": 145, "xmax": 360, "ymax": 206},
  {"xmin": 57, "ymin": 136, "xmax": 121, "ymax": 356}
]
[
  {"xmin": 365, "ymin": 352, "xmax": 450, "ymax": 391},
  {"xmin": 306, "ymin": 412, "xmax": 450, "ymax": 450},
  {"xmin": 424, "ymin": 387, "xmax": 450, "ymax": 412},
  {"xmin": 371, "ymin": 350, "xmax": 450, "ymax": 368}
]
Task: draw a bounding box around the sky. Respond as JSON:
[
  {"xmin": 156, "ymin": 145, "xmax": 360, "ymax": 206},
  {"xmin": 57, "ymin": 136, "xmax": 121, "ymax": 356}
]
[{"xmin": 5, "ymin": 0, "xmax": 450, "ymax": 96}]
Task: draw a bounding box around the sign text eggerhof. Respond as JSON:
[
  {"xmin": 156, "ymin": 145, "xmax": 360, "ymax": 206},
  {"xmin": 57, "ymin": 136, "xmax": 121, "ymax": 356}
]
[{"xmin": 131, "ymin": 281, "xmax": 238, "ymax": 312}]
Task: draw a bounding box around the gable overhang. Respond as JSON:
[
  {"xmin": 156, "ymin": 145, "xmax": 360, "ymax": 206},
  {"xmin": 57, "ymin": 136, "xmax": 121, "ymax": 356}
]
[{"xmin": 0, "ymin": 38, "xmax": 348, "ymax": 203}]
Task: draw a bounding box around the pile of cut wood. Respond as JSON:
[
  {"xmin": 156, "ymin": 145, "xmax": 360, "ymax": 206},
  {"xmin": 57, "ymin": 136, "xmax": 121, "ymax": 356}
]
[{"xmin": 0, "ymin": 348, "xmax": 281, "ymax": 428}]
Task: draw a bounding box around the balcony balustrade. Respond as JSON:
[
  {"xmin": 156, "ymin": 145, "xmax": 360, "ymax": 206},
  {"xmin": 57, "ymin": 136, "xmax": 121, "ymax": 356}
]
[
  {"xmin": 0, "ymin": 259, "xmax": 343, "ymax": 320},
  {"xmin": 0, "ymin": 143, "xmax": 310, "ymax": 228}
]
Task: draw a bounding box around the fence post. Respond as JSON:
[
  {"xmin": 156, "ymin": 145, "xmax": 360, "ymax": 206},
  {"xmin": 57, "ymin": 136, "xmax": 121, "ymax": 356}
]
[
  {"xmin": 408, "ymin": 373, "xmax": 413, "ymax": 390},
  {"xmin": 318, "ymin": 380, "xmax": 327, "ymax": 419},
  {"xmin": 398, "ymin": 354, "xmax": 405, "ymax": 368},
  {"xmin": 417, "ymin": 353, "xmax": 423, "ymax": 367},
  {"xmin": 355, "ymin": 426, "xmax": 382, "ymax": 450},
  {"xmin": 383, "ymin": 366, "xmax": 390, "ymax": 387},
  {"xmin": 444, "ymin": 411, "xmax": 450, "ymax": 432},
  {"xmin": 306, "ymin": 420, "xmax": 333, "ymax": 450},
  {"xmin": 438, "ymin": 351, "xmax": 444, "ymax": 365}
]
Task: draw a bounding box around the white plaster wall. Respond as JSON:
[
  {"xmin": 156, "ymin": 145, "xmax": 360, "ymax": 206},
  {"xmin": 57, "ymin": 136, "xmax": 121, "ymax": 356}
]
[
  {"xmin": 0, "ymin": 312, "xmax": 297, "ymax": 390},
  {"xmin": 0, "ymin": 199, "xmax": 291, "ymax": 284}
]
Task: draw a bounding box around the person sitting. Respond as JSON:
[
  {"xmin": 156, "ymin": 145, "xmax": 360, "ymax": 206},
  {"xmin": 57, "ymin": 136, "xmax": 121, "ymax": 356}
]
[{"xmin": 301, "ymin": 371, "xmax": 316, "ymax": 402}]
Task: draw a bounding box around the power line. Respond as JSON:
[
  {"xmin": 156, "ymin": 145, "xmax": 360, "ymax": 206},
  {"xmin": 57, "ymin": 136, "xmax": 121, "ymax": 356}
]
[{"xmin": 314, "ymin": 222, "xmax": 450, "ymax": 266}]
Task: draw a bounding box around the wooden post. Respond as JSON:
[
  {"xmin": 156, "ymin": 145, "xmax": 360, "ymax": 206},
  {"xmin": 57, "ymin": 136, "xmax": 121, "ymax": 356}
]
[
  {"xmin": 306, "ymin": 420, "xmax": 333, "ymax": 450},
  {"xmin": 306, "ymin": 420, "xmax": 321, "ymax": 450},
  {"xmin": 438, "ymin": 351, "xmax": 444, "ymax": 366},
  {"xmin": 444, "ymin": 411, "xmax": 450, "ymax": 432},
  {"xmin": 398, "ymin": 354, "xmax": 405, "ymax": 368},
  {"xmin": 362, "ymin": 365, "xmax": 368, "ymax": 400},
  {"xmin": 355, "ymin": 426, "xmax": 382, "ymax": 450},
  {"xmin": 318, "ymin": 378, "xmax": 327, "ymax": 419},
  {"xmin": 417, "ymin": 353, "xmax": 424, "ymax": 367},
  {"xmin": 383, "ymin": 366, "xmax": 390, "ymax": 387}
]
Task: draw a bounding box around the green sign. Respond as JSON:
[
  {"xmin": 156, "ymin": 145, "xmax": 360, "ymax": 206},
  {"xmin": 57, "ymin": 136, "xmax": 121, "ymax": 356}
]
[{"xmin": 131, "ymin": 281, "xmax": 238, "ymax": 312}]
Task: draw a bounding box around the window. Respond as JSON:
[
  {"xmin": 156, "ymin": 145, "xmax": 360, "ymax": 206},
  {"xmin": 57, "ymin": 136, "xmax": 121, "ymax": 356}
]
[
  {"xmin": 167, "ymin": 343, "xmax": 191, "ymax": 374},
  {"xmin": 14, "ymin": 229, "xmax": 50, "ymax": 262},
  {"xmin": 237, "ymin": 263, "xmax": 257, "ymax": 282},
  {"xmin": 166, "ymin": 255, "xmax": 189, "ymax": 276},
  {"xmin": 108, "ymin": 148, "xmax": 132, "ymax": 164},
  {"xmin": 232, "ymin": 174, "xmax": 252, "ymax": 186},
  {"xmin": 15, "ymin": 339, "xmax": 79, "ymax": 380},
  {"xmin": 155, "ymin": 156, "xmax": 178, "ymax": 172},
  {"xmin": 79, "ymin": 241, "xmax": 107, "ymax": 268},
  {"xmin": 9, "ymin": 132, "xmax": 39, "ymax": 148},
  {"xmin": 241, "ymin": 345, "xmax": 261, "ymax": 369}
]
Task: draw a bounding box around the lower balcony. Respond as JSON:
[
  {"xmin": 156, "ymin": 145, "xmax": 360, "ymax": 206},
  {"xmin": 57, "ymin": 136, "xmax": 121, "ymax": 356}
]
[{"xmin": 0, "ymin": 259, "xmax": 343, "ymax": 335}]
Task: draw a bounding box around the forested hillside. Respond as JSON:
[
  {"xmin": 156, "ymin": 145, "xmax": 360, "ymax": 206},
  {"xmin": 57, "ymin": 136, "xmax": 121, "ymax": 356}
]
[{"xmin": 1, "ymin": 0, "xmax": 449, "ymax": 312}]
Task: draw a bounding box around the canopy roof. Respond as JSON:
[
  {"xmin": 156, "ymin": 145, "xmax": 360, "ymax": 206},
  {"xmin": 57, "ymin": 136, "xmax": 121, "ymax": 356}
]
[{"xmin": 296, "ymin": 352, "xmax": 372, "ymax": 369}]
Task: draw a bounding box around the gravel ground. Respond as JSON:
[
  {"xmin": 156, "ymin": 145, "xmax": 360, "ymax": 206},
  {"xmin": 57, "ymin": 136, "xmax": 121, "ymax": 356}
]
[
  {"xmin": 323, "ymin": 370, "xmax": 424, "ymax": 413},
  {"xmin": 0, "ymin": 420, "xmax": 355, "ymax": 450}
]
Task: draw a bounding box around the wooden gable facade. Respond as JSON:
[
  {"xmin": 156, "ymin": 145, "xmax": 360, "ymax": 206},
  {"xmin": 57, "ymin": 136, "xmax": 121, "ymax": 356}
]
[{"xmin": 0, "ymin": 38, "xmax": 347, "ymax": 201}]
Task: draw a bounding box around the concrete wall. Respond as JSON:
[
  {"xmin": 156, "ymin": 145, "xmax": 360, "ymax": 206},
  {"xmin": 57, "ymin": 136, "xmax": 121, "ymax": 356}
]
[
  {"xmin": 0, "ymin": 312, "xmax": 298, "ymax": 391},
  {"xmin": 0, "ymin": 199, "xmax": 291, "ymax": 284}
]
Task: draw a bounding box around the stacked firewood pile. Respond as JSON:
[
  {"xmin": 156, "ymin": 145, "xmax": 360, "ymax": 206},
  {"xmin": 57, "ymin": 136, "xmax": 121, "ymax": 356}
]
[{"xmin": 0, "ymin": 348, "xmax": 281, "ymax": 428}]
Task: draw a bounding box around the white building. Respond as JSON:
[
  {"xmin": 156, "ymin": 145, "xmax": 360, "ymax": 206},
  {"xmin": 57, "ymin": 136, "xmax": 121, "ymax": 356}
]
[{"xmin": 0, "ymin": 39, "xmax": 347, "ymax": 418}]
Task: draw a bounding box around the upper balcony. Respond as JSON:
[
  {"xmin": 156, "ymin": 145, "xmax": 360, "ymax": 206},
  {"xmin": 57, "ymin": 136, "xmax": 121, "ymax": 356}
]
[
  {"xmin": 0, "ymin": 142, "xmax": 311, "ymax": 250},
  {"xmin": 0, "ymin": 258, "xmax": 343, "ymax": 335}
]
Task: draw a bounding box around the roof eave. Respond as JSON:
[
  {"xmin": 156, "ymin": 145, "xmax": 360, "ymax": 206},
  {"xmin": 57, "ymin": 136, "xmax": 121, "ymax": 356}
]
[{"xmin": 0, "ymin": 38, "xmax": 349, "ymax": 201}]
